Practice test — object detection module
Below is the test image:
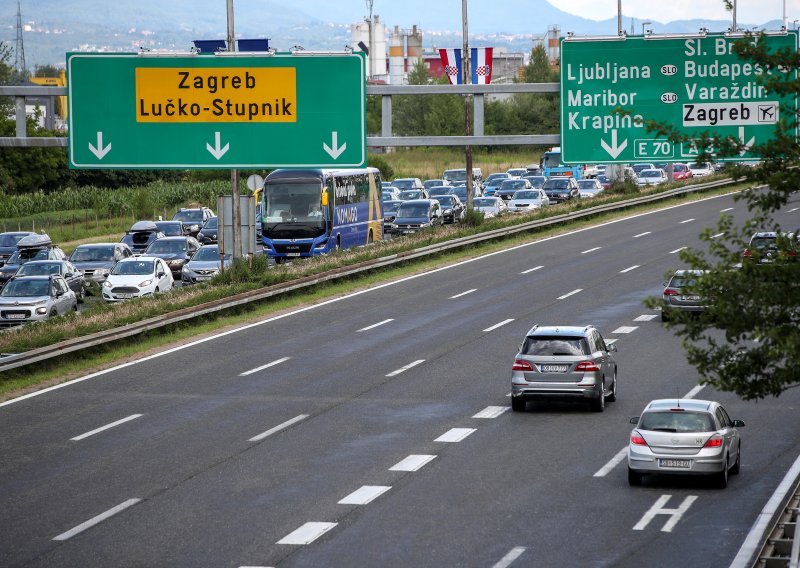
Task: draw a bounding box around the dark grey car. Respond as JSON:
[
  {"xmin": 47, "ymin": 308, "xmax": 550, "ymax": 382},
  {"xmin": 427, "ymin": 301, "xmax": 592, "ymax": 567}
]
[
  {"xmin": 661, "ymin": 269, "xmax": 707, "ymax": 322},
  {"xmin": 69, "ymin": 243, "xmax": 134, "ymax": 286},
  {"xmin": 511, "ymin": 325, "xmax": 618, "ymax": 412},
  {"xmin": 13, "ymin": 259, "xmax": 86, "ymax": 303},
  {"xmin": 0, "ymin": 231, "xmax": 36, "ymax": 267}
]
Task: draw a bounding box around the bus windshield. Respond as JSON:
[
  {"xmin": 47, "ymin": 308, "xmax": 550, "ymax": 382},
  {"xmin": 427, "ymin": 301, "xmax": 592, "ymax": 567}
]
[
  {"xmin": 541, "ymin": 152, "xmax": 562, "ymax": 169},
  {"xmin": 263, "ymin": 181, "xmax": 327, "ymax": 239}
]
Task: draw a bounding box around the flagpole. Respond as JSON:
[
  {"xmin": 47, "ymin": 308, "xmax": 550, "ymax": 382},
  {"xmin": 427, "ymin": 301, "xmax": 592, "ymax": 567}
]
[{"xmin": 462, "ymin": 0, "xmax": 474, "ymax": 211}]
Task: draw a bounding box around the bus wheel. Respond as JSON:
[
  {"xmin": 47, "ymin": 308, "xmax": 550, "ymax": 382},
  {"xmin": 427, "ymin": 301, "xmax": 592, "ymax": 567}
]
[
  {"xmin": 275, "ymin": 257, "xmax": 283, "ymax": 264},
  {"xmin": 336, "ymin": 235, "xmax": 342, "ymax": 250},
  {"xmin": 368, "ymin": 230, "xmax": 373, "ymax": 244}
]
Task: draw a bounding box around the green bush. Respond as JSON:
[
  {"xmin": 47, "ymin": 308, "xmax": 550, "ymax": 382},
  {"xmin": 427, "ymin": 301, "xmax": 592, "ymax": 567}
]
[
  {"xmin": 368, "ymin": 154, "xmax": 394, "ymax": 181},
  {"xmin": 461, "ymin": 207, "xmax": 485, "ymax": 227}
]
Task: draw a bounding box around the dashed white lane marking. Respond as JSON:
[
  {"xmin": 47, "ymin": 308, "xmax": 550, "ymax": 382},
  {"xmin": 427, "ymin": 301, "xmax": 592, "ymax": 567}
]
[
  {"xmin": 593, "ymin": 384, "xmax": 706, "ymax": 477},
  {"xmin": 248, "ymin": 414, "xmax": 309, "ymax": 442},
  {"xmin": 240, "ymin": 357, "xmax": 291, "ymax": 376},
  {"xmin": 670, "ymin": 247, "xmax": 687, "ymax": 254},
  {"xmin": 619, "ymin": 265, "xmax": 640, "ymax": 273},
  {"xmin": 450, "ymin": 289, "xmax": 477, "ymax": 299},
  {"xmin": 679, "ymin": 218, "xmax": 695, "ymax": 224},
  {"xmin": 277, "ymin": 522, "xmax": 338, "ymax": 545},
  {"xmin": 557, "ymin": 289, "xmax": 582, "ymax": 300},
  {"xmin": 612, "ymin": 326, "xmax": 638, "ymax": 334},
  {"xmin": 70, "ymin": 414, "xmax": 143, "ymax": 441},
  {"xmin": 710, "ymin": 232, "xmax": 725, "ymax": 239},
  {"xmin": 53, "ymin": 498, "xmax": 141, "ymax": 541},
  {"xmin": 338, "ymin": 485, "xmax": 391, "ymax": 505},
  {"xmin": 633, "ymin": 232, "xmax": 651, "ymax": 238},
  {"xmin": 389, "ymin": 454, "xmax": 437, "ymax": 472},
  {"xmin": 720, "ymin": 207, "xmax": 734, "ymax": 212},
  {"xmin": 492, "ymin": 546, "xmax": 527, "ymax": 568},
  {"xmin": 357, "ymin": 319, "xmax": 393, "ymax": 332},
  {"xmin": 634, "ymin": 314, "xmax": 658, "ymax": 321},
  {"xmin": 633, "ymin": 495, "xmax": 698, "ymax": 532},
  {"xmin": 788, "ymin": 207, "xmax": 799, "ymax": 213},
  {"xmin": 483, "ymin": 319, "xmax": 515, "ymax": 332},
  {"xmin": 605, "ymin": 338, "xmax": 618, "ymax": 345},
  {"xmin": 386, "ymin": 359, "xmax": 425, "ymax": 377},
  {"xmin": 581, "ymin": 246, "xmax": 602, "ymax": 254},
  {"xmin": 473, "ymin": 406, "xmax": 509, "ymax": 419},
  {"xmin": 435, "ymin": 428, "xmax": 476, "ymax": 443},
  {"xmin": 520, "ymin": 265, "xmax": 544, "ymax": 274}
]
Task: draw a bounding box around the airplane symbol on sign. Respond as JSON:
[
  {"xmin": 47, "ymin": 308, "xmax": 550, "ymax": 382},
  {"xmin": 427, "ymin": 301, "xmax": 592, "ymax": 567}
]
[{"xmin": 759, "ymin": 105, "xmax": 776, "ymax": 121}]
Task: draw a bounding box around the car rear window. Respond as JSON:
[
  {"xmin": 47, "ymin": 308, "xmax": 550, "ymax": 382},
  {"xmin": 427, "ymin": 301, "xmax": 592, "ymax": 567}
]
[
  {"xmin": 639, "ymin": 411, "xmax": 715, "ymax": 432},
  {"xmin": 520, "ymin": 336, "xmax": 589, "ymax": 356}
]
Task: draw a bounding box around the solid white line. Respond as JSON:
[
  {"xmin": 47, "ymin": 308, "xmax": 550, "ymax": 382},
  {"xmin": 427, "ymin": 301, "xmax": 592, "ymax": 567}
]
[
  {"xmin": 386, "ymin": 359, "xmax": 425, "ymax": 377},
  {"xmin": 594, "ymin": 384, "xmax": 706, "ymax": 477},
  {"xmin": 450, "ymin": 289, "xmax": 477, "ymax": 299},
  {"xmin": 619, "ymin": 265, "xmax": 640, "ymax": 273},
  {"xmin": 277, "ymin": 522, "xmax": 337, "ymax": 545},
  {"xmin": 239, "ymin": 357, "xmax": 291, "ymax": 376},
  {"xmin": 53, "ymin": 498, "xmax": 141, "ymax": 541},
  {"xmin": 492, "ymin": 546, "xmax": 527, "ymax": 568},
  {"xmin": 70, "ymin": 414, "xmax": 143, "ymax": 441},
  {"xmin": 679, "ymin": 218, "xmax": 695, "ymax": 224},
  {"xmin": 633, "ymin": 231, "xmax": 651, "ymax": 238},
  {"xmin": 729, "ymin": 453, "xmax": 800, "ymax": 568},
  {"xmin": 634, "ymin": 314, "xmax": 658, "ymax": 322},
  {"xmin": 612, "ymin": 326, "xmax": 638, "ymax": 334},
  {"xmin": 389, "ymin": 454, "xmax": 437, "ymax": 472},
  {"xmin": 670, "ymin": 247, "xmax": 687, "ymax": 254},
  {"xmin": 1, "ymin": 190, "xmax": 741, "ymax": 409},
  {"xmin": 248, "ymin": 414, "xmax": 309, "ymax": 442},
  {"xmin": 472, "ymin": 406, "xmax": 509, "ymax": 419},
  {"xmin": 435, "ymin": 428, "xmax": 476, "ymax": 443},
  {"xmin": 787, "ymin": 207, "xmax": 798, "ymax": 213},
  {"xmin": 557, "ymin": 289, "xmax": 582, "ymax": 300},
  {"xmin": 720, "ymin": 207, "xmax": 734, "ymax": 212},
  {"xmin": 338, "ymin": 485, "xmax": 391, "ymax": 505},
  {"xmin": 520, "ymin": 265, "xmax": 544, "ymax": 274},
  {"xmin": 357, "ymin": 318, "xmax": 394, "ymax": 332},
  {"xmin": 483, "ymin": 319, "xmax": 514, "ymax": 332},
  {"xmin": 581, "ymin": 246, "xmax": 602, "ymax": 254},
  {"xmin": 711, "ymin": 232, "xmax": 726, "ymax": 239}
]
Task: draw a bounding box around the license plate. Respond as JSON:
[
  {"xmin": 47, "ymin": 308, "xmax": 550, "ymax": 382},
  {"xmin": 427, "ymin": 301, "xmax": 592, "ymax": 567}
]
[
  {"xmin": 541, "ymin": 364, "xmax": 569, "ymax": 372},
  {"xmin": 6, "ymin": 313, "xmax": 25, "ymax": 319},
  {"xmin": 658, "ymin": 458, "xmax": 691, "ymax": 469},
  {"xmin": 196, "ymin": 276, "xmax": 211, "ymax": 281},
  {"xmin": 683, "ymin": 295, "xmax": 700, "ymax": 301},
  {"xmin": 402, "ymin": 230, "xmax": 415, "ymax": 234},
  {"xmin": 115, "ymin": 293, "xmax": 134, "ymax": 299},
  {"xmin": 285, "ymin": 253, "xmax": 300, "ymax": 257}
]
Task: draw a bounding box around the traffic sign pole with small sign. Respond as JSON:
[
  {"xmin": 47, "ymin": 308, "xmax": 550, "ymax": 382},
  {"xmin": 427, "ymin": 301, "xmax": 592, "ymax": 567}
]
[
  {"xmin": 559, "ymin": 31, "xmax": 798, "ymax": 164},
  {"xmin": 67, "ymin": 52, "xmax": 366, "ymax": 169}
]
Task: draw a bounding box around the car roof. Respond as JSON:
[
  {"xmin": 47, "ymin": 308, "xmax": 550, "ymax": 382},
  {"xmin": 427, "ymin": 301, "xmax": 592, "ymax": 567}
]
[
  {"xmin": 157, "ymin": 236, "xmax": 191, "ymax": 241},
  {"xmin": 672, "ymin": 269, "xmax": 706, "ymax": 276},
  {"xmin": 10, "ymin": 274, "xmax": 56, "ymax": 281},
  {"xmin": 525, "ymin": 325, "xmax": 594, "ymax": 337},
  {"xmin": 130, "ymin": 220, "xmax": 159, "ymax": 232},
  {"xmin": 75, "ymin": 242, "xmax": 119, "ymax": 248},
  {"xmin": 119, "ymin": 255, "xmax": 158, "ymax": 262},
  {"xmin": 400, "ymin": 198, "xmax": 435, "ymax": 205},
  {"xmin": 643, "ymin": 399, "xmax": 716, "ymax": 412}
]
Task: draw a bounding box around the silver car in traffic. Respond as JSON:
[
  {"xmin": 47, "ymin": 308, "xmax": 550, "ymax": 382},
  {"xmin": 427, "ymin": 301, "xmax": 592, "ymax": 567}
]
[{"xmin": 628, "ymin": 399, "xmax": 744, "ymax": 488}]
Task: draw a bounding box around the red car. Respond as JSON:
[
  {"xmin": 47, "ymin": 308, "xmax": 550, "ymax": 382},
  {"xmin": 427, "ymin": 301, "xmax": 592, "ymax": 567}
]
[{"xmin": 672, "ymin": 163, "xmax": 694, "ymax": 181}]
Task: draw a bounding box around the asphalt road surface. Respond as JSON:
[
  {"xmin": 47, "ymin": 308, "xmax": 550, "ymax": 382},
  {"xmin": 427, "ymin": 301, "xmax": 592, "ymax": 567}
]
[{"xmin": 1, "ymin": 190, "xmax": 799, "ymax": 567}]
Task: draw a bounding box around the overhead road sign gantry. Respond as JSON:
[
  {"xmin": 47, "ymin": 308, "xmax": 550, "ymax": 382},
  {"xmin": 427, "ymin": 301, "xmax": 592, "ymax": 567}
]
[
  {"xmin": 559, "ymin": 31, "xmax": 798, "ymax": 164},
  {"xmin": 67, "ymin": 51, "xmax": 366, "ymax": 169}
]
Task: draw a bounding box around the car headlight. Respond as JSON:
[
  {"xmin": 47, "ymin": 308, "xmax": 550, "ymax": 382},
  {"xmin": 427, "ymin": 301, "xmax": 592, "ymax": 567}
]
[
  {"xmin": 138, "ymin": 279, "xmax": 154, "ymax": 288},
  {"xmin": 420, "ymin": 222, "xmax": 431, "ymax": 228},
  {"xmin": 168, "ymin": 259, "xmax": 182, "ymax": 266},
  {"xmin": 35, "ymin": 306, "xmax": 48, "ymax": 315},
  {"xmin": 103, "ymin": 280, "xmax": 113, "ymax": 288},
  {"xmin": 190, "ymin": 224, "xmax": 200, "ymax": 232},
  {"xmin": 97, "ymin": 268, "xmax": 110, "ymax": 276}
]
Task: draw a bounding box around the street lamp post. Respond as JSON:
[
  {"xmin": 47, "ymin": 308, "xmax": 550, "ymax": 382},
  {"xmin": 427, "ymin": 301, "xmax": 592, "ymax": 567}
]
[
  {"xmin": 226, "ymin": 0, "xmax": 241, "ymax": 260},
  {"xmin": 462, "ymin": 0, "xmax": 473, "ymax": 210}
]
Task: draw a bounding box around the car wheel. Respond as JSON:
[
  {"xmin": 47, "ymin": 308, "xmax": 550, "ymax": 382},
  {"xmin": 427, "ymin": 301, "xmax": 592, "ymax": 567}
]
[
  {"xmin": 731, "ymin": 445, "xmax": 741, "ymax": 475},
  {"xmin": 591, "ymin": 387, "xmax": 605, "ymax": 412},
  {"xmin": 716, "ymin": 457, "xmax": 729, "ymax": 488},
  {"xmin": 511, "ymin": 397, "xmax": 527, "ymax": 412},
  {"xmin": 607, "ymin": 371, "xmax": 617, "ymax": 402},
  {"xmin": 49, "ymin": 309, "xmax": 57, "ymax": 318},
  {"xmin": 628, "ymin": 467, "xmax": 643, "ymax": 486},
  {"xmin": 661, "ymin": 309, "xmax": 670, "ymax": 322}
]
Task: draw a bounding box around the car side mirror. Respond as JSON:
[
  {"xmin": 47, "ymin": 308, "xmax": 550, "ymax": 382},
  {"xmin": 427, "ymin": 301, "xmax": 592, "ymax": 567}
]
[
  {"xmin": 64, "ymin": 272, "xmax": 73, "ymax": 278},
  {"xmin": 607, "ymin": 344, "xmax": 617, "ymax": 352},
  {"xmin": 629, "ymin": 417, "xmax": 639, "ymax": 424},
  {"xmin": 732, "ymin": 419, "xmax": 745, "ymax": 428},
  {"xmin": 157, "ymin": 271, "xmax": 166, "ymax": 278}
]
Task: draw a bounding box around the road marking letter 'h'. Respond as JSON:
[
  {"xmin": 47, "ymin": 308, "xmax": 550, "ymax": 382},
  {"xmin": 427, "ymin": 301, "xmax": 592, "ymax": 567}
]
[{"xmin": 633, "ymin": 495, "xmax": 698, "ymax": 532}]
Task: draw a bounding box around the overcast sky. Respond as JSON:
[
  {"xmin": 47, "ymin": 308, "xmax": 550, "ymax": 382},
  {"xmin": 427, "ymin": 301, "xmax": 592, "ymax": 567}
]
[{"xmin": 552, "ymin": 0, "xmax": 797, "ymax": 24}]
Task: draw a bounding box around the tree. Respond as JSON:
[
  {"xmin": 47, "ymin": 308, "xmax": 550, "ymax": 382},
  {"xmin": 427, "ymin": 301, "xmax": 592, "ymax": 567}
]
[
  {"xmin": 393, "ymin": 59, "xmax": 461, "ymax": 137},
  {"xmin": 643, "ymin": 32, "xmax": 800, "ymax": 400},
  {"xmin": 522, "ymin": 45, "xmax": 558, "ymax": 83}
]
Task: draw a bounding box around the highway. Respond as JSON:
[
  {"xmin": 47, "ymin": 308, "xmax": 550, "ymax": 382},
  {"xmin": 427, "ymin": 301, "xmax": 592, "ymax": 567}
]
[{"xmin": 1, "ymin": 190, "xmax": 799, "ymax": 567}]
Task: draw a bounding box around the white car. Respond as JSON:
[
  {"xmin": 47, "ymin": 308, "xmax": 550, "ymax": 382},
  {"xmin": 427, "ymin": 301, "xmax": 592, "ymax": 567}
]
[
  {"xmin": 472, "ymin": 196, "xmax": 507, "ymax": 218},
  {"xmin": 687, "ymin": 162, "xmax": 715, "ymax": 177},
  {"xmin": 102, "ymin": 256, "xmax": 174, "ymax": 302},
  {"xmin": 577, "ymin": 178, "xmax": 604, "ymax": 198},
  {"xmin": 635, "ymin": 168, "xmax": 669, "ymax": 186},
  {"xmin": 506, "ymin": 168, "xmax": 528, "ymax": 179},
  {"xmin": 508, "ymin": 189, "xmax": 550, "ymax": 212}
]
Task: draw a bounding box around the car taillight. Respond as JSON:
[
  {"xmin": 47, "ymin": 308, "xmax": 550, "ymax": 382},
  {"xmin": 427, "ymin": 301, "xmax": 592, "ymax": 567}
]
[
  {"xmin": 743, "ymin": 249, "xmax": 752, "ymax": 258},
  {"xmin": 704, "ymin": 435, "xmax": 723, "ymax": 448},
  {"xmin": 663, "ymin": 288, "xmax": 679, "ymax": 296},
  {"xmin": 575, "ymin": 361, "xmax": 600, "ymax": 372},
  {"xmin": 631, "ymin": 433, "xmax": 647, "ymax": 446},
  {"xmin": 512, "ymin": 360, "xmax": 533, "ymax": 371}
]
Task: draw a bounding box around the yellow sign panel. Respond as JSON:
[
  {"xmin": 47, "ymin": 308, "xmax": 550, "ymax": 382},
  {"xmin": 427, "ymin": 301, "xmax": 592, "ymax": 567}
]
[{"xmin": 135, "ymin": 67, "xmax": 297, "ymax": 123}]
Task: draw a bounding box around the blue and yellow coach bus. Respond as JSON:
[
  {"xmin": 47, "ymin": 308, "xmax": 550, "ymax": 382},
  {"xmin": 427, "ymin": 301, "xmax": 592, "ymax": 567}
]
[{"xmin": 260, "ymin": 168, "xmax": 383, "ymax": 262}]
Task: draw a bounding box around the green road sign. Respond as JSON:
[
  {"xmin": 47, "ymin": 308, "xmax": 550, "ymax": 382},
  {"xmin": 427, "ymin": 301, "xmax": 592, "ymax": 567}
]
[
  {"xmin": 67, "ymin": 52, "xmax": 366, "ymax": 169},
  {"xmin": 560, "ymin": 31, "xmax": 798, "ymax": 164}
]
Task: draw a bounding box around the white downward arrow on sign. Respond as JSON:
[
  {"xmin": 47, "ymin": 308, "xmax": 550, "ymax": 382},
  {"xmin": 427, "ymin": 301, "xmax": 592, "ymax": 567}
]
[
  {"xmin": 600, "ymin": 129, "xmax": 628, "ymax": 159},
  {"xmin": 206, "ymin": 132, "xmax": 230, "ymax": 160},
  {"xmin": 323, "ymin": 131, "xmax": 346, "ymax": 159},
  {"xmin": 738, "ymin": 126, "xmax": 756, "ymax": 156},
  {"xmin": 88, "ymin": 132, "xmax": 111, "ymax": 160}
]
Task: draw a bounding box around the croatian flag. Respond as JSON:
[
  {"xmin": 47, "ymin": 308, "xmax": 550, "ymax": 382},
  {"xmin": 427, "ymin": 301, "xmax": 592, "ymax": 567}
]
[
  {"xmin": 471, "ymin": 47, "xmax": 493, "ymax": 84},
  {"xmin": 439, "ymin": 48, "xmax": 463, "ymax": 85}
]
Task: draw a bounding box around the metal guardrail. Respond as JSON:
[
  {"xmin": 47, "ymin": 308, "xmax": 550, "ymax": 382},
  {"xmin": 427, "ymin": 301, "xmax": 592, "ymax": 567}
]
[
  {"xmin": 0, "ymin": 176, "xmax": 737, "ymax": 373},
  {"xmin": 0, "ymin": 83, "xmax": 561, "ymax": 148},
  {"xmin": 756, "ymin": 479, "xmax": 800, "ymax": 568}
]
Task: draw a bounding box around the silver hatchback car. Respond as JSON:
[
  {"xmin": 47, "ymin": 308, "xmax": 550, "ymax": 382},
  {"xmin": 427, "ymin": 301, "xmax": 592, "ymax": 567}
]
[
  {"xmin": 628, "ymin": 399, "xmax": 744, "ymax": 488},
  {"xmin": 661, "ymin": 269, "xmax": 707, "ymax": 322},
  {"xmin": 510, "ymin": 325, "xmax": 618, "ymax": 413}
]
